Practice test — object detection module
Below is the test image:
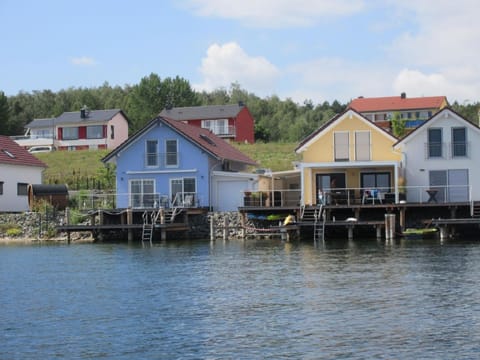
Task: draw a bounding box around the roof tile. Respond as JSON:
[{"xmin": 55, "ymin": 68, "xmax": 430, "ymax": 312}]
[{"xmin": 0, "ymin": 136, "xmax": 47, "ymax": 167}]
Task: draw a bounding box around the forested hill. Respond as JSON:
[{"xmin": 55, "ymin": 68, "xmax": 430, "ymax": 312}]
[{"xmin": 1, "ymin": 73, "xmax": 478, "ymax": 143}]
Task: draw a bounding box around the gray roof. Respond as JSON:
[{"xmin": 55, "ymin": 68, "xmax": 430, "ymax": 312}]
[
  {"xmin": 26, "ymin": 118, "xmax": 56, "ymax": 129},
  {"xmin": 55, "ymin": 109, "xmax": 123, "ymax": 124},
  {"xmin": 26, "ymin": 109, "xmax": 125, "ymax": 129},
  {"xmin": 159, "ymin": 104, "xmax": 244, "ymax": 121}
]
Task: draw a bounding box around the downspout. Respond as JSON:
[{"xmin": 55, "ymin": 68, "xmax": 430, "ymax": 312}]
[{"xmin": 209, "ymin": 160, "xmax": 224, "ymax": 211}]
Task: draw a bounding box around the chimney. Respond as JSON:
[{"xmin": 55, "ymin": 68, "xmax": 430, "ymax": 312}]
[
  {"xmin": 80, "ymin": 105, "xmax": 88, "ymax": 119},
  {"xmin": 401, "ymin": 92, "xmax": 406, "ymax": 99}
]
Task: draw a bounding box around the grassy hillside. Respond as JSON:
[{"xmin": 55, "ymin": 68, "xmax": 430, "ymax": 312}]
[
  {"xmin": 34, "ymin": 142, "xmax": 300, "ymax": 190},
  {"xmin": 232, "ymin": 142, "xmax": 300, "ymax": 171},
  {"xmin": 34, "ymin": 149, "xmax": 114, "ymax": 190}
]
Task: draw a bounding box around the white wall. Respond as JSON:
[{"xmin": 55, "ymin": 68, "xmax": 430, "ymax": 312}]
[
  {"xmin": 0, "ymin": 164, "xmax": 44, "ymax": 212},
  {"xmin": 399, "ymin": 110, "xmax": 480, "ymax": 202}
]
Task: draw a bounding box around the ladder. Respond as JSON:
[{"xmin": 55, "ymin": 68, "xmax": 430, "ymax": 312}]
[
  {"xmin": 313, "ymin": 205, "xmax": 325, "ymax": 243},
  {"xmin": 141, "ymin": 210, "xmax": 155, "ymax": 243}
]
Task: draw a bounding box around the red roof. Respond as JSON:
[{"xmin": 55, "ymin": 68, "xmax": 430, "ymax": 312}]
[
  {"xmin": 0, "ymin": 136, "xmax": 47, "ymax": 168},
  {"xmin": 161, "ymin": 117, "xmax": 257, "ymax": 166},
  {"xmin": 349, "ymin": 95, "xmax": 448, "ymax": 112}
]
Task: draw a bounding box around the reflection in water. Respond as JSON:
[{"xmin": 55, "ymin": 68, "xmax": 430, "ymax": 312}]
[{"xmin": 1, "ymin": 237, "xmax": 480, "ymax": 359}]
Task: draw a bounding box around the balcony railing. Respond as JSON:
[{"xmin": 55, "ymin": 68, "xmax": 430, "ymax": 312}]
[
  {"xmin": 425, "ymin": 142, "xmax": 470, "ymax": 159},
  {"xmin": 203, "ymin": 125, "xmax": 236, "ymax": 137},
  {"xmin": 144, "ymin": 152, "xmax": 180, "ymax": 168}
]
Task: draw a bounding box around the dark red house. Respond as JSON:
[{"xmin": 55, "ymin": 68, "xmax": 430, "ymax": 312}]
[{"xmin": 159, "ymin": 103, "xmax": 255, "ymax": 143}]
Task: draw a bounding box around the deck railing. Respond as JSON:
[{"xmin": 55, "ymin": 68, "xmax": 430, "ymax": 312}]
[{"xmin": 242, "ymin": 185, "xmax": 473, "ymax": 208}]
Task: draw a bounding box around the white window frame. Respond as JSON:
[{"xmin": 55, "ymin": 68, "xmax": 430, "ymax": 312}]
[
  {"xmin": 129, "ymin": 179, "xmax": 155, "ymax": 208},
  {"xmin": 146, "ymin": 139, "xmax": 159, "ymax": 167},
  {"xmin": 165, "ymin": 139, "xmax": 178, "ymax": 167}
]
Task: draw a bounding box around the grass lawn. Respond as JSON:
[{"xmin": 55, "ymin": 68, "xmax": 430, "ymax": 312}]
[{"xmin": 34, "ymin": 142, "xmax": 300, "ymax": 189}]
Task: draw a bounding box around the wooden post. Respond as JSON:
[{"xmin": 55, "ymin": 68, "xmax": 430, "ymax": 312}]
[
  {"xmin": 376, "ymin": 224, "xmax": 382, "ymax": 239},
  {"xmin": 159, "ymin": 207, "xmax": 165, "ymax": 224},
  {"xmin": 399, "ymin": 208, "xmax": 406, "ymax": 233},
  {"xmin": 223, "ymin": 216, "xmax": 228, "ymax": 241},
  {"xmin": 347, "ymin": 225, "xmax": 353, "ymax": 240},
  {"xmin": 127, "ymin": 207, "xmax": 133, "ymax": 242},
  {"xmin": 210, "ymin": 214, "xmax": 215, "ymax": 242},
  {"xmin": 385, "ymin": 213, "xmax": 395, "ymax": 240},
  {"xmin": 240, "ymin": 213, "xmax": 245, "ymax": 240}
]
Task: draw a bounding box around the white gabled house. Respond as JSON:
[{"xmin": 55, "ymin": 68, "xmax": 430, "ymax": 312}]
[
  {"xmin": 0, "ymin": 136, "xmax": 47, "ymax": 212},
  {"xmin": 394, "ymin": 107, "xmax": 480, "ymax": 204}
]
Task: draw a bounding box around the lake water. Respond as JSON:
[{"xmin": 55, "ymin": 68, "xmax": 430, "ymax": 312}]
[{"xmin": 1, "ymin": 236, "xmax": 480, "ymax": 359}]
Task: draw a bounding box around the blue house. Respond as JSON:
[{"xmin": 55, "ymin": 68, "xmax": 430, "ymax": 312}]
[{"xmin": 102, "ymin": 116, "xmax": 257, "ymax": 211}]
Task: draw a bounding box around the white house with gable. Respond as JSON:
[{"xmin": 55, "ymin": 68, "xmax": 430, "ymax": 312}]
[
  {"xmin": 0, "ymin": 136, "xmax": 47, "ymax": 212},
  {"xmin": 394, "ymin": 108, "xmax": 480, "ymax": 204}
]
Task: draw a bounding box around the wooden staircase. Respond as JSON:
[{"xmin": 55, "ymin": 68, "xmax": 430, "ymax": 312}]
[
  {"xmin": 141, "ymin": 207, "xmax": 183, "ymax": 242},
  {"xmin": 472, "ymin": 202, "xmax": 480, "ymax": 218}
]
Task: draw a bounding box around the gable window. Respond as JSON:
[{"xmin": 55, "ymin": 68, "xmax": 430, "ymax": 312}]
[
  {"xmin": 17, "ymin": 182, "xmax": 28, "ymax": 196},
  {"xmin": 355, "ymin": 131, "xmax": 370, "ymax": 161},
  {"xmin": 86, "ymin": 125, "xmax": 104, "ymax": 139},
  {"xmin": 165, "ymin": 139, "xmax": 178, "ymax": 167},
  {"xmin": 452, "ymin": 127, "xmax": 467, "ymax": 157},
  {"xmin": 130, "ymin": 179, "xmax": 155, "ymax": 208},
  {"xmin": 146, "ymin": 140, "xmax": 158, "ymax": 167},
  {"xmin": 334, "ymin": 132, "xmax": 349, "ymax": 161},
  {"xmin": 0, "ymin": 181, "xmax": 3, "ymax": 195},
  {"xmin": 62, "ymin": 127, "xmax": 79, "ymax": 140},
  {"xmin": 428, "ymin": 128, "xmax": 442, "ymax": 158}
]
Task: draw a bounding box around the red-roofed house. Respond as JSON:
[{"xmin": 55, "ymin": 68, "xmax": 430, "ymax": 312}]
[
  {"xmin": 348, "ymin": 93, "xmax": 448, "ymax": 131},
  {"xmin": 103, "ymin": 116, "xmax": 257, "ymax": 211},
  {"xmin": 0, "ymin": 136, "xmax": 47, "ymax": 212},
  {"xmin": 159, "ymin": 103, "xmax": 255, "ymax": 143}
]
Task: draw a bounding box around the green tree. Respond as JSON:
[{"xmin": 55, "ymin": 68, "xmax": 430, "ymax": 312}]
[
  {"xmin": 391, "ymin": 111, "xmax": 406, "ymax": 138},
  {"xmin": 0, "ymin": 91, "xmax": 10, "ymax": 135},
  {"xmin": 126, "ymin": 73, "xmax": 199, "ymax": 132}
]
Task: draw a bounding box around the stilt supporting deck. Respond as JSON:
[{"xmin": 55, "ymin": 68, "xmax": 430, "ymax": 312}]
[
  {"xmin": 127, "ymin": 207, "xmax": 133, "ymax": 242},
  {"xmin": 385, "ymin": 213, "xmax": 395, "ymax": 240}
]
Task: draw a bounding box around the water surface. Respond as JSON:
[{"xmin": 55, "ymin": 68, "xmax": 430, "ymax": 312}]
[{"xmin": 1, "ymin": 237, "xmax": 480, "ymax": 359}]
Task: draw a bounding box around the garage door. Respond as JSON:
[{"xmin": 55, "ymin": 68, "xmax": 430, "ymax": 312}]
[{"xmin": 216, "ymin": 180, "xmax": 249, "ymax": 211}]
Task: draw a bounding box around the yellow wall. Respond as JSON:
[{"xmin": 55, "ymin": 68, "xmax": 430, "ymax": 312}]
[{"xmin": 299, "ymin": 112, "xmax": 401, "ymax": 205}]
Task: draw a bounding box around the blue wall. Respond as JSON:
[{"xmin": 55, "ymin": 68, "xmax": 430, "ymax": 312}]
[{"xmin": 114, "ymin": 120, "xmax": 217, "ymax": 208}]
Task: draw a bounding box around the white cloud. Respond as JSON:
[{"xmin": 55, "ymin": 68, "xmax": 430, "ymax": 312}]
[
  {"xmin": 393, "ymin": 69, "xmax": 480, "ymax": 103},
  {"xmin": 387, "ymin": 0, "xmax": 480, "ymax": 102},
  {"xmin": 194, "ymin": 42, "xmax": 280, "ymax": 96},
  {"xmin": 70, "ymin": 56, "xmax": 97, "ymax": 66},
  {"xmin": 183, "ymin": 0, "xmax": 364, "ymax": 27},
  {"xmin": 286, "ymin": 58, "xmax": 394, "ymax": 103}
]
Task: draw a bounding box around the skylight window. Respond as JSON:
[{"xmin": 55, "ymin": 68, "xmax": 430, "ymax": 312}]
[
  {"xmin": 2, "ymin": 149, "xmax": 15, "ymax": 158},
  {"xmin": 200, "ymin": 134, "xmax": 216, "ymax": 146}
]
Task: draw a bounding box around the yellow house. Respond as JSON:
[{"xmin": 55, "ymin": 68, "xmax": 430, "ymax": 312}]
[{"xmin": 295, "ymin": 109, "xmax": 403, "ymax": 206}]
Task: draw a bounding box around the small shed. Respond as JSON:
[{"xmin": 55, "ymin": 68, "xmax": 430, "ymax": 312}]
[{"xmin": 28, "ymin": 184, "xmax": 69, "ymax": 210}]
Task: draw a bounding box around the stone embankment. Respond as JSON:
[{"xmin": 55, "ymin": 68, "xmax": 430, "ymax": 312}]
[
  {"xmin": 0, "ymin": 211, "xmax": 250, "ymax": 242},
  {"xmin": 0, "ymin": 211, "xmax": 92, "ymax": 243}
]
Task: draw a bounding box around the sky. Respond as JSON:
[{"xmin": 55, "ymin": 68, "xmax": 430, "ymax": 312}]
[{"xmin": 1, "ymin": 0, "xmax": 479, "ymax": 105}]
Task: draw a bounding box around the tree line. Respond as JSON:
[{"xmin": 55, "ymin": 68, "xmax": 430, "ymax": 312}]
[{"xmin": 0, "ymin": 73, "xmax": 478, "ymax": 142}]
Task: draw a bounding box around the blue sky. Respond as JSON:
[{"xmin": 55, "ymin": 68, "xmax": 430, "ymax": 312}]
[{"xmin": 1, "ymin": 0, "xmax": 479, "ymax": 104}]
